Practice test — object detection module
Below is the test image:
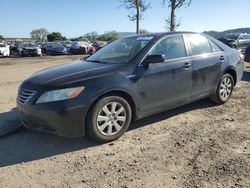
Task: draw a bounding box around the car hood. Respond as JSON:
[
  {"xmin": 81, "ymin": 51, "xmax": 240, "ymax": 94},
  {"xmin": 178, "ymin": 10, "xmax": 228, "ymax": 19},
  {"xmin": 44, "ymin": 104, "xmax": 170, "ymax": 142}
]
[
  {"xmin": 25, "ymin": 60, "xmax": 119, "ymax": 87},
  {"xmin": 52, "ymin": 47, "xmax": 66, "ymax": 51}
]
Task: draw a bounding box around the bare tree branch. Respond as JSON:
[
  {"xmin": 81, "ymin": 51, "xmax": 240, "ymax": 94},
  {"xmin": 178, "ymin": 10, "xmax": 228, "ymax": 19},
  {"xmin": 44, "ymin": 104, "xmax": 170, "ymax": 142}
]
[
  {"xmin": 121, "ymin": 0, "xmax": 150, "ymax": 34},
  {"xmin": 162, "ymin": 0, "xmax": 192, "ymax": 31}
]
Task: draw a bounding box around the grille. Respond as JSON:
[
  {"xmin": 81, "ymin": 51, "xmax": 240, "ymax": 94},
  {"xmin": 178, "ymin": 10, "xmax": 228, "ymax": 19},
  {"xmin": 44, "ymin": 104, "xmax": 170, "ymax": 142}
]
[
  {"xmin": 25, "ymin": 49, "xmax": 37, "ymax": 52},
  {"xmin": 18, "ymin": 90, "xmax": 37, "ymax": 105}
]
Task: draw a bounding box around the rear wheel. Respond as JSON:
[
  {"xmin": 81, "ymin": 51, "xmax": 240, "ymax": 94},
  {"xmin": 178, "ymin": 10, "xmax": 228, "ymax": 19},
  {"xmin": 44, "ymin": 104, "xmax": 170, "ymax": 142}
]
[
  {"xmin": 210, "ymin": 73, "xmax": 234, "ymax": 104},
  {"xmin": 86, "ymin": 96, "xmax": 132, "ymax": 142}
]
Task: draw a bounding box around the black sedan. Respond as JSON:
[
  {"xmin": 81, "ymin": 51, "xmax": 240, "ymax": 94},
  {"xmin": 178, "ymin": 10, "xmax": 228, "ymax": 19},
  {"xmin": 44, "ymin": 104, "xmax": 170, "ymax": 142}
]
[
  {"xmin": 17, "ymin": 32, "xmax": 244, "ymax": 142},
  {"xmin": 18, "ymin": 43, "xmax": 42, "ymax": 57}
]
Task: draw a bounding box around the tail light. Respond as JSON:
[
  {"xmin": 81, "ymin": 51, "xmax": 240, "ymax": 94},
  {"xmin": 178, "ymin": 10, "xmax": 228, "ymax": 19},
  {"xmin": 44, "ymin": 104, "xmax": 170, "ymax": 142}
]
[{"xmin": 240, "ymin": 53, "xmax": 245, "ymax": 63}]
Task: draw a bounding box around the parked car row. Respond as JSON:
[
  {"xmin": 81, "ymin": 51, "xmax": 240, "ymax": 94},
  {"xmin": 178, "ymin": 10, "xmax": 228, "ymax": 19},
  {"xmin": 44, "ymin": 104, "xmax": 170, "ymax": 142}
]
[
  {"xmin": 0, "ymin": 40, "xmax": 107, "ymax": 58},
  {"xmin": 217, "ymin": 33, "xmax": 250, "ymax": 63},
  {"xmin": 218, "ymin": 33, "xmax": 250, "ymax": 52}
]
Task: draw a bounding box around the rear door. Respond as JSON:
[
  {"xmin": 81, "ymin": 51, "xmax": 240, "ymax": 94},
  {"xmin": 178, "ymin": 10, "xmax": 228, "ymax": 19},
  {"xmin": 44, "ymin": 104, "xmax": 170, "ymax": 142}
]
[{"xmin": 184, "ymin": 34, "xmax": 224, "ymax": 98}]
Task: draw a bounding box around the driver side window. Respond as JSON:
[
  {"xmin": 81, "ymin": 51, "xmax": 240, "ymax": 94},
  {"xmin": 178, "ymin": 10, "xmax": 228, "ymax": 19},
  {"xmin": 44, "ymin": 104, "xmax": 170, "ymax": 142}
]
[{"xmin": 150, "ymin": 35, "xmax": 187, "ymax": 60}]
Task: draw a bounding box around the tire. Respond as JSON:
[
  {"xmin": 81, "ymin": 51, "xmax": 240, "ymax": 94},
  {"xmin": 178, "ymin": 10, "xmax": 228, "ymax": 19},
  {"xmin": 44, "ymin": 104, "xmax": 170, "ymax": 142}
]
[
  {"xmin": 210, "ymin": 73, "xmax": 234, "ymax": 104},
  {"xmin": 86, "ymin": 96, "xmax": 132, "ymax": 142}
]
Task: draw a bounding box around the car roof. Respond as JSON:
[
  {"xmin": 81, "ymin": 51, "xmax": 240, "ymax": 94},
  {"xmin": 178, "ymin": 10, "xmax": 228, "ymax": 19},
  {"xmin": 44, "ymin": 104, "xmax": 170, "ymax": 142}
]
[{"xmin": 123, "ymin": 31, "xmax": 199, "ymax": 39}]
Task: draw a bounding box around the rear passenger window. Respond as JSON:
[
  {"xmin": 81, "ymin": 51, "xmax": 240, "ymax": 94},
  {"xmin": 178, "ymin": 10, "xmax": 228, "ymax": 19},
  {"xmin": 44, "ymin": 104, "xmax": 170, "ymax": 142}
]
[
  {"xmin": 187, "ymin": 34, "xmax": 212, "ymax": 56},
  {"xmin": 209, "ymin": 41, "xmax": 222, "ymax": 53},
  {"xmin": 150, "ymin": 35, "xmax": 186, "ymax": 60}
]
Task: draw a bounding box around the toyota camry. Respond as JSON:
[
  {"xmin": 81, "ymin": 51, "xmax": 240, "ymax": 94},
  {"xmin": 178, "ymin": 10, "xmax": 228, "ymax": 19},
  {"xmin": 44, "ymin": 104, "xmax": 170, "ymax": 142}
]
[{"xmin": 17, "ymin": 32, "xmax": 244, "ymax": 142}]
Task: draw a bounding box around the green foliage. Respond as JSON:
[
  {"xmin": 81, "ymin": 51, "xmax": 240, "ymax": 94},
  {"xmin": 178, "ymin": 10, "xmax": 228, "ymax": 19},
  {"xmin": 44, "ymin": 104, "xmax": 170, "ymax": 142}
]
[
  {"xmin": 47, "ymin": 32, "xmax": 67, "ymax": 42},
  {"xmin": 139, "ymin": 29, "xmax": 149, "ymax": 34},
  {"xmin": 0, "ymin": 35, "xmax": 4, "ymax": 40},
  {"xmin": 30, "ymin": 28, "xmax": 49, "ymax": 42},
  {"xmin": 98, "ymin": 31, "xmax": 120, "ymax": 42},
  {"xmin": 82, "ymin": 31, "xmax": 98, "ymax": 42},
  {"xmin": 77, "ymin": 32, "xmax": 98, "ymax": 42}
]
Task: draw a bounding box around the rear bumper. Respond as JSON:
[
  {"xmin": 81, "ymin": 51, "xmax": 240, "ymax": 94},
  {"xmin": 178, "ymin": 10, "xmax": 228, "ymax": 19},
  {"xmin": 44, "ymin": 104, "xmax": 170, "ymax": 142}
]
[
  {"xmin": 236, "ymin": 62, "xmax": 244, "ymax": 83},
  {"xmin": 17, "ymin": 101, "xmax": 88, "ymax": 137}
]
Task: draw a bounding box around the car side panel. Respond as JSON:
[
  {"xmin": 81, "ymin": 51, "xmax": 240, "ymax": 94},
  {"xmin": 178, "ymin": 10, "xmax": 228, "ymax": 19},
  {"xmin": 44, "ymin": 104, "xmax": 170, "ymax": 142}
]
[{"xmin": 138, "ymin": 58, "xmax": 193, "ymax": 113}]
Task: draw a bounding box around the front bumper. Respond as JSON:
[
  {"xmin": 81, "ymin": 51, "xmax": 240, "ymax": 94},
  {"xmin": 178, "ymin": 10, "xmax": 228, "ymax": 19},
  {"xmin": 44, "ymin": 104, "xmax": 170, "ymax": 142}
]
[
  {"xmin": 0, "ymin": 51, "xmax": 8, "ymax": 57},
  {"xmin": 50, "ymin": 50, "xmax": 68, "ymax": 55},
  {"xmin": 17, "ymin": 100, "xmax": 88, "ymax": 137},
  {"xmin": 23, "ymin": 51, "xmax": 41, "ymax": 56}
]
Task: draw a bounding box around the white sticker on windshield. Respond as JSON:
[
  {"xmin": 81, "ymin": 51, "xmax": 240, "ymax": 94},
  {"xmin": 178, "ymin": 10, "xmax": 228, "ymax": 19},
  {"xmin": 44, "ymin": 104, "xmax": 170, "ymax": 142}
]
[{"xmin": 136, "ymin": 37, "xmax": 153, "ymax": 41}]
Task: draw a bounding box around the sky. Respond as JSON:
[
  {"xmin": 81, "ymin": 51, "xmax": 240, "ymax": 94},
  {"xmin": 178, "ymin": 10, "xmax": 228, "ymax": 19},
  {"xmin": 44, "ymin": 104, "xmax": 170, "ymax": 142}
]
[{"xmin": 1, "ymin": 0, "xmax": 250, "ymax": 38}]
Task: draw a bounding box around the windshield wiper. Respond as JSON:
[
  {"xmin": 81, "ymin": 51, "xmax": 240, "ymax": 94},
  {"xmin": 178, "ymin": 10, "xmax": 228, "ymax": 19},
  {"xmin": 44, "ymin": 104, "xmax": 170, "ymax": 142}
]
[{"xmin": 85, "ymin": 59, "xmax": 107, "ymax": 64}]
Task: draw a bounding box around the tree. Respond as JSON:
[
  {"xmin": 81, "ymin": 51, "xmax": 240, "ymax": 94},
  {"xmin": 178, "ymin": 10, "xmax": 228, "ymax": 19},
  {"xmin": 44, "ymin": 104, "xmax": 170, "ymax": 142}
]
[
  {"xmin": 83, "ymin": 31, "xmax": 98, "ymax": 42},
  {"xmin": 163, "ymin": 0, "xmax": 191, "ymax": 31},
  {"xmin": 47, "ymin": 32, "xmax": 67, "ymax": 42},
  {"xmin": 30, "ymin": 28, "xmax": 49, "ymax": 42},
  {"xmin": 121, "ymin": 0, "xmax": 150, "ymax": 34},
  {"xmin": 0, "ymin": 35, "xmax": 4, "ymax": 40},
  {"xmin": 98, "ymin": 31, "xmax": 120, "ymax": 41},
  {"xmin": 139, "ymin": 29, "xmax": 149, "ymax": 34}
]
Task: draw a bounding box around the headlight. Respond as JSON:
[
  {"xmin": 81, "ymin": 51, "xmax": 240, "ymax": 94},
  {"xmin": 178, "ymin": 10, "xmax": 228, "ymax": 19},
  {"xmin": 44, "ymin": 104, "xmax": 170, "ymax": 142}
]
[{"xmin": 36, "ymin": 87, "xmax": 85, "ymax": 104}]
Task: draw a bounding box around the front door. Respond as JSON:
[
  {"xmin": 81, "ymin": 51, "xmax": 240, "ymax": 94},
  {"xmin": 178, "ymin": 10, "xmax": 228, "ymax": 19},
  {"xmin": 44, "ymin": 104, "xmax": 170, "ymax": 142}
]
[{"xmin": 138, "ymin": 34, "xmax": 193, "ymax": 114}]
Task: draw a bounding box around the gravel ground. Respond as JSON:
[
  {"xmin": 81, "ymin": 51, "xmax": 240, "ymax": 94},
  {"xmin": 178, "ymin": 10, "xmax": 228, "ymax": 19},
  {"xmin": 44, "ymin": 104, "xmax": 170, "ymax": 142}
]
[{"xmin": 0, "ymin": 56, "xmax": 249, "ymax": 188}]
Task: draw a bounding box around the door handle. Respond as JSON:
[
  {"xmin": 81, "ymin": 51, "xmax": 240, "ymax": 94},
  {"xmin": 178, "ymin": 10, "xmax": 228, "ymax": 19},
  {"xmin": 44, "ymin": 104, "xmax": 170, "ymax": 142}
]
[
  {"xmin": 183, "ymin": 62, "xmax": 191, "ymax": 69},
  {"xmin": 126, "ymin": 74, "xmax": 138, "ymax": 82},
  {"xmin": 220, "ymin": 56, "xmax": 225, "ymax": 61}
]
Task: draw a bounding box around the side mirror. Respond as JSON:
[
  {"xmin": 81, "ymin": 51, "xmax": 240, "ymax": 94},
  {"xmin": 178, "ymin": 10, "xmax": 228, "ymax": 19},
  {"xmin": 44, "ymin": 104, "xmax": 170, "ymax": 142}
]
[{"xmin": 144, "ymin": 54, "xmax": 165, "ymax": 65}]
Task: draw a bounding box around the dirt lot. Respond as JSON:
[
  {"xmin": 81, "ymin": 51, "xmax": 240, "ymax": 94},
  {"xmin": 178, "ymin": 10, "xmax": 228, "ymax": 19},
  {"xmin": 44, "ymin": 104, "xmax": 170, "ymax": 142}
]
[{"xmin": 0, "ymin": 56, "xmax": 250, "ymax": 188}]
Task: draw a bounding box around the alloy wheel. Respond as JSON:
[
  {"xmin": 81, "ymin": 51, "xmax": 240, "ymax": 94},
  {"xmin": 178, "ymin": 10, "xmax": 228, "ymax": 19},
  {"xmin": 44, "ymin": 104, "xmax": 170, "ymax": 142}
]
[
  {"xmin": 219, "ymin": 76, "xmax": 233, "ymax": 101},
  {"xmin": 96, "ymin": 102, "xmax": 127, "ymax": 136}
]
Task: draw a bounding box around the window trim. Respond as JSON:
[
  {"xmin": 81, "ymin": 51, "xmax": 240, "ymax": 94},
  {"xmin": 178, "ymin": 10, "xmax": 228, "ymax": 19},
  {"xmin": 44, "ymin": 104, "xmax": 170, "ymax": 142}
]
[
  {"xmin": 208, "ymin": 39, "xmax": 223, "ymax": 53},
  {"xmin": 184, "ymin": 34, "xmax": 224, "ymax": 58},
  {"xmin": 139, "ymin": 34, "xmax": 188, "ymax": 66}
]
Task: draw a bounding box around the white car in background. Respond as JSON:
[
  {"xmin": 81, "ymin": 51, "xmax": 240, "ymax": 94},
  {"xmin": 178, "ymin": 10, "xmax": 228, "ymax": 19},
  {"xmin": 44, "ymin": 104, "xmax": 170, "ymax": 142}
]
[
  {"xmin": 70, "ymin": 41, "xmax": 95, "ymax": 54},
  {"xmin": 0, "ymin": 43, "xmax": 10, "ymax": 57}
]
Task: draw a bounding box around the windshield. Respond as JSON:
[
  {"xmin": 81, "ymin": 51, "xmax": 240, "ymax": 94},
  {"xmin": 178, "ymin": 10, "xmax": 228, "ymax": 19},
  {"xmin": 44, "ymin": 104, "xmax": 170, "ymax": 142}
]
[
  {"xmin": 226, "ymin": 34, "xmax": 239, "ymax": 40},
  {"xmin": 239, "ymin": 34, "xmax": 250, "ymax": 40},
  {"xmin": 51, "ymin": 43, "xmax": 64, "ymax": 48},
  {"xmin": 86, "ymin": 36, "xmax": 153, "ymax": 64},
  {"xmin": 20, "ymin": 43, "xmax": 39, "ymax": 48}
]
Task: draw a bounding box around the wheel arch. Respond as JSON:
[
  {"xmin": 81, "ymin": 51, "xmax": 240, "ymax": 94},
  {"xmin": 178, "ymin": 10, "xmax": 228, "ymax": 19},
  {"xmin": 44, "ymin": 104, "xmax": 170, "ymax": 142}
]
[
  {"xmin": 84, "ymin": 89, "xmax": 138, "ymax": 132},
  {"xmin": 224, "ymin": 67, "xmax": 237, "ymax": 86}
]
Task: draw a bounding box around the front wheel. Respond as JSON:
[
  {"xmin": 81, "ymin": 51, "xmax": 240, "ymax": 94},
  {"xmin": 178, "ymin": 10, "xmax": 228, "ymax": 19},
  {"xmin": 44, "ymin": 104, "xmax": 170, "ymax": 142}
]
[
  {"xmin": 86, "ymin": 96, "xmax": 132, "ymax": 142},
  {"xmin": 210, "ymin": 74, "xmax": 234, "ymax": 104}
]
